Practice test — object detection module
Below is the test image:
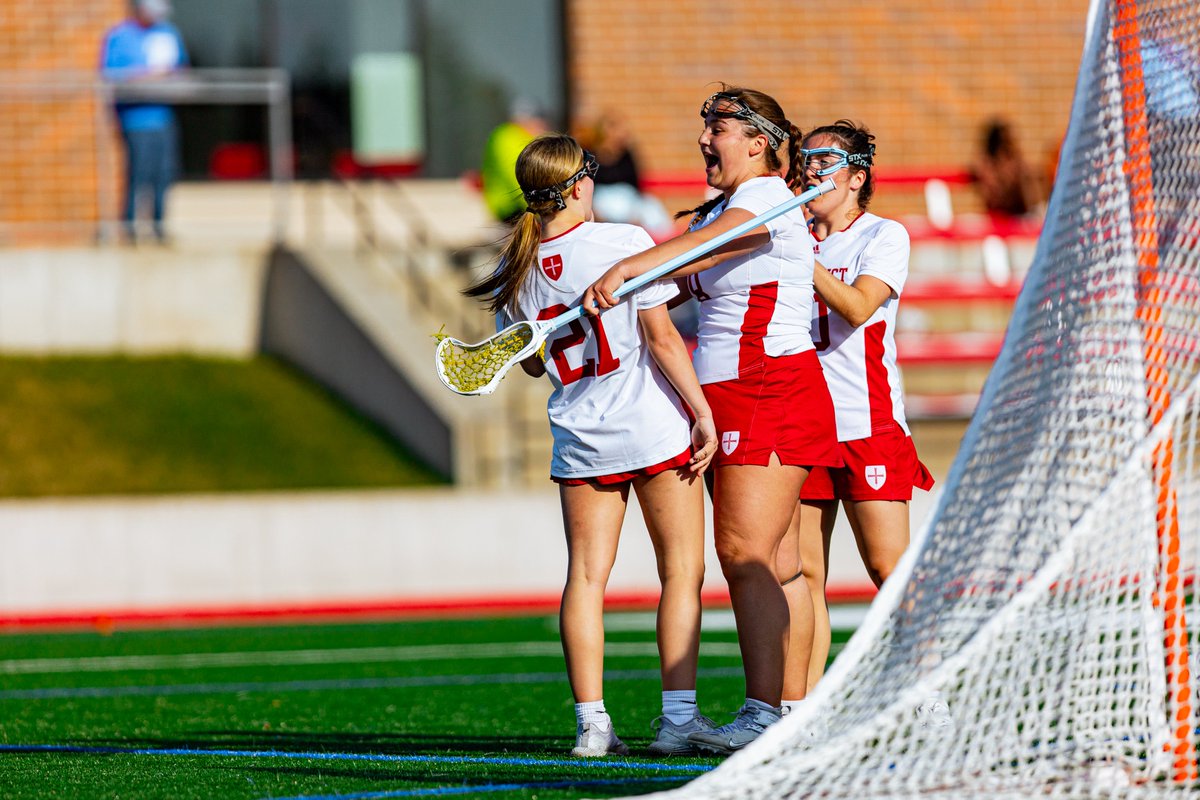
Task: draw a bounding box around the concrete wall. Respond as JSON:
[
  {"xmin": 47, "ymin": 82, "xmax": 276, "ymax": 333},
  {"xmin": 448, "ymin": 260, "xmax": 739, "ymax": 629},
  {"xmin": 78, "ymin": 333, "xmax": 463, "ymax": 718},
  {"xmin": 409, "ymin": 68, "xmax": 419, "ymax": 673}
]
[
  {"xmin": 0, "ymin": 486, "xmax": 924, "ymax": 620},
  {"xmin": 259, "ymin": 247, "xmax": 454, "ymax": 479},
  {"xmin": 0, "ymin": 247, "xmax": 266, "ymax": 356}
]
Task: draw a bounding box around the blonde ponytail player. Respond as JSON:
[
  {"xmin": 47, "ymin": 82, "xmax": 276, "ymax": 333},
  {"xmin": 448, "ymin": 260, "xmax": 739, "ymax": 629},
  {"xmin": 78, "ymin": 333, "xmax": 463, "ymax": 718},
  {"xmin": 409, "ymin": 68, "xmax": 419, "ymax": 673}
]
[{"xmin": 464, "ymin": 134, "xmax": 718, "ymax": 757}]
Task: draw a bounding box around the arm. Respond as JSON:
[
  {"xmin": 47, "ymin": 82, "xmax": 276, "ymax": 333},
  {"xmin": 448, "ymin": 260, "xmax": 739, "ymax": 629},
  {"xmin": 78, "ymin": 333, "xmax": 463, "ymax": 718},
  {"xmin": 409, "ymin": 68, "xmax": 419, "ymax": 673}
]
[
  {"xmin": 519, "ymin": 354, "xmax": 546, "ymax": 378},
  {"xmin": 813, "ymin": 261, "xmax": 894, "ymax": 328},
  {"xmin": 583, "ymin": 206, "xmax": 765, "ymax": 315},
  {"xmin": 638, "ymin": 304, "xmax": 717, "ymax": 475}
]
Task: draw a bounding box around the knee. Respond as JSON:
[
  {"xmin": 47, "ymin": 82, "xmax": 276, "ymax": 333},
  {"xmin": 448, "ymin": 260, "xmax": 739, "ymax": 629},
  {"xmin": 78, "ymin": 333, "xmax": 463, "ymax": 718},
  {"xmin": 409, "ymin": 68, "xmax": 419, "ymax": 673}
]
[
  {"xmin": 863, "ymin": 556, "xmax": 896, "ymax": 587},
  {"xmin": 715, "ymin": 536, "xmax": 771, "ymax": 579},
  {"xmin": 565, "ymin": 561, "xmax": 614, "ymax": 591},
  {"xmin": 660, "ymin": 559, "xmax": 705, "ymax": 589}
]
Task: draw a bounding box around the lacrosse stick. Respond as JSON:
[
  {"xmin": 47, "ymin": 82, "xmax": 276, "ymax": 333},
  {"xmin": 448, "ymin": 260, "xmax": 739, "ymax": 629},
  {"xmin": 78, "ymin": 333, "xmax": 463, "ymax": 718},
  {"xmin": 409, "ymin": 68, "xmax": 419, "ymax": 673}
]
[{"xmin": 436, "ymin": 177, "xmax": 837, "ymax": 396}]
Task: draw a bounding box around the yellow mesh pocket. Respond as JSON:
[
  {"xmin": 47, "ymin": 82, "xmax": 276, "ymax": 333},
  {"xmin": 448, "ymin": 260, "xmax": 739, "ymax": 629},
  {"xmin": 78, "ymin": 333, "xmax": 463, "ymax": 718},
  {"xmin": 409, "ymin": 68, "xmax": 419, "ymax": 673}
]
[{"xmin": 436, "ymin": 325, "xmax": 536, "ymax": 394}]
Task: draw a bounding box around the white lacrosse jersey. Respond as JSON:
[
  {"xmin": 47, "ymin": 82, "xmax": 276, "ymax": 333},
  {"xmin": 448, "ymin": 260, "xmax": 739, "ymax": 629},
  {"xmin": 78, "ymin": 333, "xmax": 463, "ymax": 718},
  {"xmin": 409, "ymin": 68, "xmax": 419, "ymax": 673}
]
[
  {"xmin": 683, "ymin": 176, "xmax": 816, "ymax": 384},
  {"xmin": 499, "ymin": 221, "xmax": 691, "ymax": 479},
  {"xmin": 809, "ymin": 212, "xmax": 912, "ymax": 442}
]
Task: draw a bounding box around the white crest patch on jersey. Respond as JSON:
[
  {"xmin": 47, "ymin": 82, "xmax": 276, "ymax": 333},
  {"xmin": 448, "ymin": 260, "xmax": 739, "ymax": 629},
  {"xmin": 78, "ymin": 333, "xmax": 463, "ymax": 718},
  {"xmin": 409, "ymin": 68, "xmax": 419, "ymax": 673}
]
[
  {"xmin": 542, "ymin": 254, "xmax": 563, "ymax": 280},
  {"xmin": 865, "ymin": 464, "xmax": 887, "ymax": 490},
  {"xmin": 721, "ymin": 431, "xmax": 740, "ymax": 455}
]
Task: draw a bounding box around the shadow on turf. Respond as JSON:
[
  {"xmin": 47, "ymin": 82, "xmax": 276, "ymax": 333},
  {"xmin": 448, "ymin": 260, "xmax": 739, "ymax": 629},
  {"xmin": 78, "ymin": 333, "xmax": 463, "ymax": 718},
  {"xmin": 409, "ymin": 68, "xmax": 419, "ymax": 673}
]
[
  {"xmin": 74, "ymin": 730, "xmax": 556, "ymax": 754},
  {"xmin": 238, "ymin": 764, "xmax": 693, "ymax": 797},
  {"xmin": 70, "ymin": 729, "xmax": 707, "ymax": 761},
  {"xmin": 54, "ymin": 731, "xmax": 702, "ymax": 798}
]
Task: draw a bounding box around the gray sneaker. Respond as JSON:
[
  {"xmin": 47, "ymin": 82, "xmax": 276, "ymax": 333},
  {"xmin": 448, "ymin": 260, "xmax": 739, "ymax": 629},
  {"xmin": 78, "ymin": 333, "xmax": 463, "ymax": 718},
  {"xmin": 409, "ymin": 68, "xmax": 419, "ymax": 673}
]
[
  {"xmin": 571, "ymin": 721, "xmax": 630, "ymax": 757},
  {"xmin": 687, "ymin": 703, "xmax": 782, "ymax": 756},
  {"xmin": 647, "ymin": 713, "xmax": 717, "ymax": 756}
]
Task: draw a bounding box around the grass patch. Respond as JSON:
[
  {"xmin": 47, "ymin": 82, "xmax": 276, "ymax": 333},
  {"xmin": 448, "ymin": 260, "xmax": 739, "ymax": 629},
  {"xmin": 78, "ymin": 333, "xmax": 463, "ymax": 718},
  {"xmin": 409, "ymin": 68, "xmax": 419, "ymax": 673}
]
[{"xmin": 0, "ymin": 355, "xmax": 444, "ymax": 497}]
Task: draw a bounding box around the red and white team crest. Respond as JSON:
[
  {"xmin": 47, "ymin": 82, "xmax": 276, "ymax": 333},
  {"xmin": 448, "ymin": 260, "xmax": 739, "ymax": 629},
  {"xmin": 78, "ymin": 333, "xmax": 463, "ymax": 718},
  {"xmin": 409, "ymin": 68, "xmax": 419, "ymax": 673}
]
[
  {"xmin": 542, "ymin": 254, "xmax": 564, "ymax": 280},
  {"xmin": 865, "ymin": 465, "xmax": 887, "ymax": 490},
  {"xmin": 721, "ymin": 431, "xmax": 740, "ymax": 455}
]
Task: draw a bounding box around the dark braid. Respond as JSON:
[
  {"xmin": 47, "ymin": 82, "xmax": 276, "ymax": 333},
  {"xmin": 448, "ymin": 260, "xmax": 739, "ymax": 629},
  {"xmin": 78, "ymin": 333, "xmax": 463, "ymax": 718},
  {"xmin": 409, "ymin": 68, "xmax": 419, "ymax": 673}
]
[{"xmin": 783, "ymin": 121, "xmax": 804, "ymax": 190}]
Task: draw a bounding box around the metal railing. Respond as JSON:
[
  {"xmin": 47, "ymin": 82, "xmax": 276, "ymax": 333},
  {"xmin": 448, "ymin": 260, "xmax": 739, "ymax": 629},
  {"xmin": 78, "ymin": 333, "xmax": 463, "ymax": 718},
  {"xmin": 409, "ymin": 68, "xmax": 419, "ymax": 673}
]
[{"xmin": 0, "ymin": 68, "xmax": 292, "ymax": 244}]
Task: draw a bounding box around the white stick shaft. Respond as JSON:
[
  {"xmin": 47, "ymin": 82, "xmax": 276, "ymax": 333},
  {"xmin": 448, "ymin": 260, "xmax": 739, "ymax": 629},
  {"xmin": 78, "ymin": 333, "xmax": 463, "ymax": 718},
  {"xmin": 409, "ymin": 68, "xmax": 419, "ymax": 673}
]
[{"xmin": 546, "ymin": 177, "xmax": 836, "ymax": 331}]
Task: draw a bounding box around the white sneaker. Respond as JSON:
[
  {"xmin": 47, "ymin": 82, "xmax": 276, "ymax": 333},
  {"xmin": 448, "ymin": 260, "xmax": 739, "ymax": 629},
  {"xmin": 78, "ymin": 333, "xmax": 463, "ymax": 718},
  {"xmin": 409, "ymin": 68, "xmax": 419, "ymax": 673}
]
[
  {"xmin": 780, "ymin": 701, "xmax": 827, "ymax": 745},
  {"xmin": 647, "ymin": 713, "xmax": 716, "ymax": 756},
  {"xmin": 687, "ymin": 703, "xmax": 782, "ymax": 756},
  {"xmin": 571, "ymin": 721, "xmax": 630, "ymax": 757},
  {"xmin": 915, "ymin": 696, "xmax": 953, "ymax": 730}
]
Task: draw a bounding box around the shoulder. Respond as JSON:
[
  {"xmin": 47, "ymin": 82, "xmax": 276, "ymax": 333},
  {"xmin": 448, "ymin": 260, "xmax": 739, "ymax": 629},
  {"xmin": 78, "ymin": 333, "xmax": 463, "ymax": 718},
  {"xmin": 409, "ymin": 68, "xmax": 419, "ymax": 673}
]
[
  {"xmin": 579, "ymin": 221, "xmax": 654, "ymax": 250},
  {"xmin": 858, "ymin": 213, "xmax": 909, "ymax": 245},
  {"xmin": 103, "ymin": 20, "xmax": 138, "ymax": 42},
  {"xmin": 729, "ymin": 175, "xmax": 789, "ymax": 204}
]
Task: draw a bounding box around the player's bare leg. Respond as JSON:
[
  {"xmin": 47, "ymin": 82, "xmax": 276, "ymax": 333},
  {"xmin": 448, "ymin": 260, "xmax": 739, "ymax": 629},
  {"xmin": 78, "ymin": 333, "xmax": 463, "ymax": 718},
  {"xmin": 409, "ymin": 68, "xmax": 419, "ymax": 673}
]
[
  {"xmin": 711, "ymin": 458, "xmax": 808, "ymax": 706},
  {"xmin": 775, "ymin": 503, "xmax": 812, "ymax": 704},
  {"xmin": 843, "ymin": 499, "xmax": 910, "ymax": 587},
  {"xmin": 558, "ymin": 482, "xmax": 629, "ymax": 702},
  {"xmin": 790, "ymin": 499, "xmax": 837, "ymax": 692},
  {"xmin": 634, "ymin": 467, "xmax": 706, "ymax": 691}
]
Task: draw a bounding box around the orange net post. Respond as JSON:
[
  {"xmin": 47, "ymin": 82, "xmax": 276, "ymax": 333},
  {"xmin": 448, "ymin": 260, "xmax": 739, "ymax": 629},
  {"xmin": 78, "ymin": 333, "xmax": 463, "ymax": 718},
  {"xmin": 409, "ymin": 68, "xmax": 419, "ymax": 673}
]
[{"xmin": 1114, "ymin": 0, "xmax": 1198, "ymax": 781}]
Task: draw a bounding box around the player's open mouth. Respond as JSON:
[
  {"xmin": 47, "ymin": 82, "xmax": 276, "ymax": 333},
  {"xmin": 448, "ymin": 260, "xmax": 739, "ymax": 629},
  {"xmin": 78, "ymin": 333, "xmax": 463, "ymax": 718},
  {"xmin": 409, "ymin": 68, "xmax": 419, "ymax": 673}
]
[{"xmin": 703, "ymin": 153, "xmax": 719, "ymax": 170}]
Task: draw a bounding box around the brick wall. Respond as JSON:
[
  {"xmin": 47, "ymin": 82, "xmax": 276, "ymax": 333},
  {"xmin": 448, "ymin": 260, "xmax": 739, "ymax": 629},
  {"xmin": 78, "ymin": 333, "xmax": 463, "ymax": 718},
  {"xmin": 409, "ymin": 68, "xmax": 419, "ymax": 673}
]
[
  {"xmin": 0, "ymin": 0, "xmax": 124, "ymax": 245},
  {"xmin": 2, "ymin": 1, "xmax": 1093, "ymax": 243},
  {"xmin": 566, "ymin": 0, "xmax": 1090, "ymax": 216}
]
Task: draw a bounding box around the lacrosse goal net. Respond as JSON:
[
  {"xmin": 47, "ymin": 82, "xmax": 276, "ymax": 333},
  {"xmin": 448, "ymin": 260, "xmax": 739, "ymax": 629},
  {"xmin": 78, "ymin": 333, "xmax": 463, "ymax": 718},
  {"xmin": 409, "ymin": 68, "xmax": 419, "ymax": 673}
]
[{"xmin": 647, "ymin": 0, "xmax": 1200, "ymax": 796}]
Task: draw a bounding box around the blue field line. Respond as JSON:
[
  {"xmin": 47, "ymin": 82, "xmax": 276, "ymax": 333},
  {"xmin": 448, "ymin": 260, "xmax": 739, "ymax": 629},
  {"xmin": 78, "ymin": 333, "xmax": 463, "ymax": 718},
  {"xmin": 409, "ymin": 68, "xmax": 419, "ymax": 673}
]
[
  {"xmin": 0, "ymin": 666, "xmax": 744, "ymax": 701},
  {"xmin": 0, "ymin": 743, "xmax": 711, "ymax": 776},
  {"xmin": 268, "ymin": 775, "xmax": 691, "ymax": 800}
]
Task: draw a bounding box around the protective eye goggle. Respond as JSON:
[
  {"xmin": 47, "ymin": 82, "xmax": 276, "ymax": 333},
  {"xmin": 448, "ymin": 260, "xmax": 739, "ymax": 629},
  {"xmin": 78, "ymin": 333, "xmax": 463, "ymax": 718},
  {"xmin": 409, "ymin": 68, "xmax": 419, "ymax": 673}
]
[
  {"xmin": 524, "ymin": 151, "xmax": 599, "ymax": 211},
  {"xmin": 800, "ymin": 146, "xmax": 875, "ymax": 177},
  {"xmin": 700, "ymin": 92, "xmax": 789, "ymax": 150}
]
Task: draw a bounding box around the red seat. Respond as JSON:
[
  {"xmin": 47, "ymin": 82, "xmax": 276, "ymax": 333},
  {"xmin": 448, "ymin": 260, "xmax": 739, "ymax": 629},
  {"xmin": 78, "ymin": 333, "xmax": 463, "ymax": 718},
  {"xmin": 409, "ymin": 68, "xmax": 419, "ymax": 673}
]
[
  {"xmin": 333, "ymin": 149, "xmax": 422, "ymax": 179},
  {"xmin": 208, "ymin": 143, "xmax": 267, "ymax": 180}
]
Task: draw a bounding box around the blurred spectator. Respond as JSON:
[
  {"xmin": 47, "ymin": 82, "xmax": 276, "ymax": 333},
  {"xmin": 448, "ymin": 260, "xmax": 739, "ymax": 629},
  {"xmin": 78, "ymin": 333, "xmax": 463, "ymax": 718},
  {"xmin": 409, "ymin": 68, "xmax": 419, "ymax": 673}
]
[
  {"xmin": 1141, "ymin": 33, "xmax": 1200, "ymax": 122},
  {"xmin": 576, "ymin": 112, "xmax": 672, "ymax": 235},
  {"xmin": 970, "ymin": 118, "xmax": 1041, "ymax": 219},
  {"xmin": 480, "ymin": 97, "xmax": 549, "ymax": 224},
  {"xmin": 101, "ymin": 0, "xmax": 188, "ymax": 244}
]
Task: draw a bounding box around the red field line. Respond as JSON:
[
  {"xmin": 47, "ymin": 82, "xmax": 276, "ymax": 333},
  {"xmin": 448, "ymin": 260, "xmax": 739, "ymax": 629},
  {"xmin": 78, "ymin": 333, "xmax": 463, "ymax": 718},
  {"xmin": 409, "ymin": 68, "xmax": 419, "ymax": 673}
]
[{"xmin": 0, "ymin": 583, "xmax": 879, "ymax": 633}]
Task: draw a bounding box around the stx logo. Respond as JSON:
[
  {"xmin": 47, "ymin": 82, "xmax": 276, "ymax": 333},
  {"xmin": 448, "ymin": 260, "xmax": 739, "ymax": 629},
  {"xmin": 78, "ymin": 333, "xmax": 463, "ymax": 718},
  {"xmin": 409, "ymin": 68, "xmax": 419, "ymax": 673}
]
[
  {"xmin": 542, "ymin": 254, "xmax": 563, "ymax": 280},
  {"xmin": 721, "ymin": 431, "xmax": 740, "ymax": 455}
]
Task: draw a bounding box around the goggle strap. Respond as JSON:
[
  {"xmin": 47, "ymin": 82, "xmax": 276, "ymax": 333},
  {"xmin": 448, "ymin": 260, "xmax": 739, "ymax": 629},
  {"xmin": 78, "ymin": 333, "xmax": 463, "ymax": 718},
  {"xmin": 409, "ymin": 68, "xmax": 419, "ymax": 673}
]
[
  {"xmin": 703, "ymin": 93, "xmax": 789, "ymax": 149},
  {"xmin": 522, "ymin": 152, "xmax": 596, "ymax": 211}
]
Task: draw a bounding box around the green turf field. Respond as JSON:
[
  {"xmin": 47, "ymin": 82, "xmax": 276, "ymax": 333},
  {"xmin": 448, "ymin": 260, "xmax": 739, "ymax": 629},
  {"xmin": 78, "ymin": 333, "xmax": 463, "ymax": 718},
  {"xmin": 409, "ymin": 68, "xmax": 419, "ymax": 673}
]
[{"xmin": 0, "ymin": 611, "xmax": 856, "ymax": 799}]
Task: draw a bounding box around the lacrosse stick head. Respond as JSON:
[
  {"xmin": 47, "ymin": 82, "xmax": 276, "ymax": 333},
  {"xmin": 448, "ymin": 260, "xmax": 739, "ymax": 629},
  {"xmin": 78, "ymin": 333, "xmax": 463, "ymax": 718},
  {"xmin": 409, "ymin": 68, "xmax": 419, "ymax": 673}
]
[{"xmin": 435, "ymin": 320, "xmax": 546, "ymax": 396}]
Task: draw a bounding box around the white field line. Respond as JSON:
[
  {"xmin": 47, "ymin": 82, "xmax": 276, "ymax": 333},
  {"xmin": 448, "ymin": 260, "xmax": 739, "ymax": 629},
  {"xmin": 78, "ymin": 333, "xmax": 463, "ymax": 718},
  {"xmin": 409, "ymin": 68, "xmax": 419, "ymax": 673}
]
[
  {"xmin": 604, "ymin": 606, "xmax": 870, "ymax": 632},
  {"xmin": 1, "ymin": 640, "xmax": 744, "ymax": 676}
]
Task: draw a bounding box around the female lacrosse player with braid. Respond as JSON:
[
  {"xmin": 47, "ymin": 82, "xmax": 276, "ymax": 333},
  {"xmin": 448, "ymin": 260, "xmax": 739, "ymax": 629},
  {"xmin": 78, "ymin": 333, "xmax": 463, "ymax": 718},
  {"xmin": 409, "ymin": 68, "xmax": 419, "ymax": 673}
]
[
  {"xmin": 465, "ymin": 134, "xmax": 718, "ymax": 758},
  {"xmin": 775, "ymin": 121, "xmax": 936, "ymax": 718},
  {"xmin": 584, "ymin": 87, "xmax": 842, "ymax": 755}
]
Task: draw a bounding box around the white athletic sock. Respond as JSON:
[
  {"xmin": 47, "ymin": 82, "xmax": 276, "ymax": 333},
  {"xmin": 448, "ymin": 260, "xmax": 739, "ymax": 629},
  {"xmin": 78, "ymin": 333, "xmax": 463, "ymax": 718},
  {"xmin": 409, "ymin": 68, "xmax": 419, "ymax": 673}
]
[
  {"xmin": 780, "ymin": 698, "xmax": 805, "ymax": 716},
  {"xmin": 662, "ymin": 690, "xmax": 698, "ymax": 725},
  {"xmin": 744, "ymin": 697, "xmax": 779, "ymax": 715},
  {"xmin": 575, "ymin": 700, "xmax": 610, "ymax": 728}
]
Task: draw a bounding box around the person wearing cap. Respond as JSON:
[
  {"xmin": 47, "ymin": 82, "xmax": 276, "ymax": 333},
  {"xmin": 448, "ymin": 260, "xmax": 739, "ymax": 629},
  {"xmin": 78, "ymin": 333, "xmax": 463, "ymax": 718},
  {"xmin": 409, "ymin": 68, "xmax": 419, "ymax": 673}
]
[
  {"xmin": 480, "ymin": 97, "xmax": 549, "ymax": 224},
  {"xmin": 583, "ymin": 85, "xmax": 842, "ymax": 755},
  {"xmin": 100, "ymin": 0, "xmax": 188, "ymax": 243}
]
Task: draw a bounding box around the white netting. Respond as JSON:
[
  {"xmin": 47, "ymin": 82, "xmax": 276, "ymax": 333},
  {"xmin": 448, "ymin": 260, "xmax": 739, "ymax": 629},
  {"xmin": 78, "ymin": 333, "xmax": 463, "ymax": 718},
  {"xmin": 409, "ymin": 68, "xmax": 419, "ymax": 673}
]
[{"xmin": 637, "ymin": 0, "xmax": 1200, "ymax": 796}]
